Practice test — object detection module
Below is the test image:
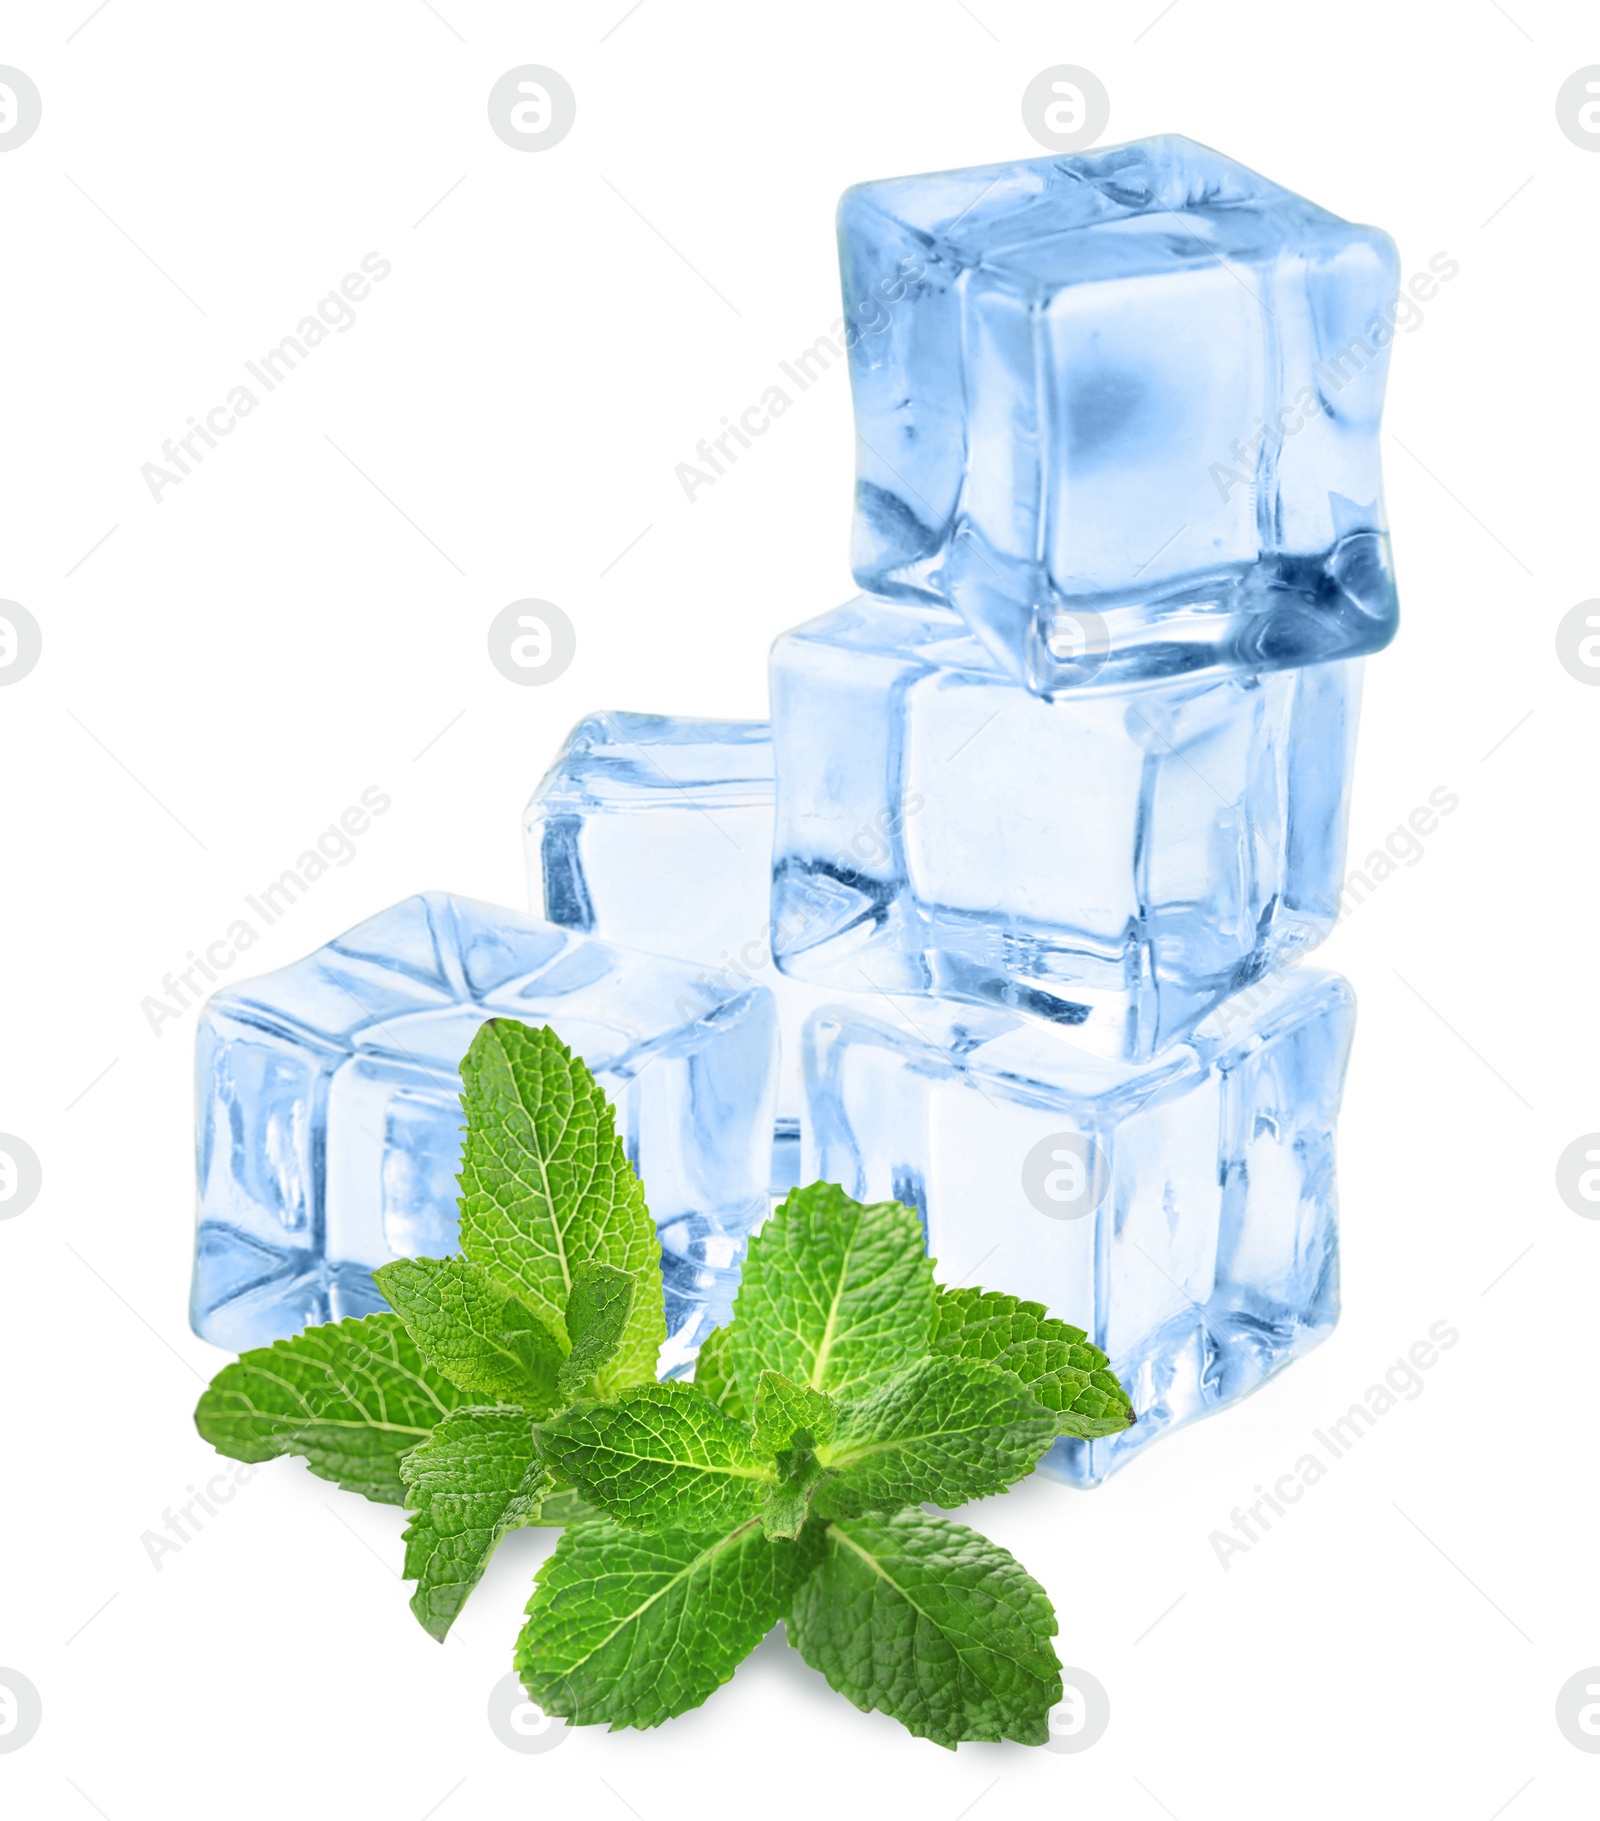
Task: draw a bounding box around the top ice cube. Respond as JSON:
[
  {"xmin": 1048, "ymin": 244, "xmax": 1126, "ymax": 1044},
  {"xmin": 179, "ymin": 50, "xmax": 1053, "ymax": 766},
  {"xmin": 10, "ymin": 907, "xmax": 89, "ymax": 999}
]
[{"xmin": 839, "ymin": 135, "xmax": 1402, "ymax": 694}]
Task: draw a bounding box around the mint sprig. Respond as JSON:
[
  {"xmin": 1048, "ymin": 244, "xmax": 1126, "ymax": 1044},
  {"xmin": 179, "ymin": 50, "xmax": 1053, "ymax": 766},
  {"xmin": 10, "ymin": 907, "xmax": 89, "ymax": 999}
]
[
  {"xmin": 456, "ymin": 1016, "xmax": 665, "ymax": 1391},
  {"xmin": 727, "ymin": 1182, "xmax": 936, "ymax": 1401},
  {"xmin": 372, "ymin": 1256, "xmax": 565, "ymax": 1413},
  {"xmin": 690, "ymin": 1320, "xmax": 746, "ymax": 1420},
  {"xmin": 530, "ymin": 1178, "xmax": 1127, "ymax": 1746},
  {"xmin": 194, "ymin": 1020, "xmax": 661, "ymax": 1635},
  {"xmin": 931, "ymin": 1284, "xmax": 1137, "ymax": 1439},
  {"xmin": 193, "ymin": 1312, "xmax": 470, "ymax": 1504},
  {"xmin": 193, "ymin": 1018, "xmax": 1135, "ymax": 1748},
  {"xmin": 788, "ymin": 1510, "xmax": 1063, "ymax": 1747},
  {"xmin": 399, "ymin": 1407, "xmax": 554, "ymax": 1640},
  {"xmin": 515, "ymin": 1515, "xmax": 815, "ymax": 1729}
]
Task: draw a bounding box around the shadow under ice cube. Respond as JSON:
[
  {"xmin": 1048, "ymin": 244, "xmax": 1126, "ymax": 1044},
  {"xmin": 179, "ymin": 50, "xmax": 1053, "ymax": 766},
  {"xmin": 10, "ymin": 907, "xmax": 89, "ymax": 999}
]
[
  {"xmin": 839, "ymin": 134, "xmax": 1400, "ymax": 693},
  {"xmin": 804, "ymin": 967, "xmax": 1355, "ymax": 1485},
  {"xmin": 191, "ymin": 892, "xmax": 777, "ymax": 1368}
]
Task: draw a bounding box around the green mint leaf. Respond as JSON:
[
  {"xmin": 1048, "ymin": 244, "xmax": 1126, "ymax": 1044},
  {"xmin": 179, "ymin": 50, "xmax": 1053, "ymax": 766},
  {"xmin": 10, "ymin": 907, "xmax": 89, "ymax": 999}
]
[
  {"xmin": 534, "ymin": 1485, "xmax": 604, "ymax": 1526},
  {"xmin": 811, "ymin": 1356, "xmax": 1056, "ymax": 1518},
  {"xmin": 193, "ymin": 1313, "xmax": 468, "ymax": 1505},
  {"xmin": 399, "ymin": 1407, "xmax": 552, "ymax": 1641},
  {"xmin": 931, "ymin": 1286, "xmax": 1136, "ymax": 1440},
  {"xmin": 373, "ymin": 1256, "xmax": 565, "ymax": 1414},
  {"xmin": 558, "ymin": 1263, "xmax": 636, "ymax": 1402},
  {"xmin": 691, "ymin": 1324, "xmax": 747, "ymax": 1421},
  {"xmin": 728, "ymin": 1183, "xmax": 935, "ymax": 1402},
  {"xmin": 787, "ymin": 1511, "xmax": 1062, "ymax": 1749},
  {"xmin": 759, "ymin": 1458, "xmax": 828, "ymax": 1542},
  {"xmin": 456, "ymin": 1019, "xmax": 665, "ymax": 1393},
  {"xmin": 751, "ymin": 1370, "xmax": 836, "ymax": 1540},
  {"xmin": 516, "ymin": 1516, "xmax": 812, "ymax": 1728},
  {"xmin": 751, "ymin": 1369, "xmax": 837, "ymax": 1456},
  {"xmin": 538, "ymin": 1383, "xmax": 773, "ymax": 1531}
]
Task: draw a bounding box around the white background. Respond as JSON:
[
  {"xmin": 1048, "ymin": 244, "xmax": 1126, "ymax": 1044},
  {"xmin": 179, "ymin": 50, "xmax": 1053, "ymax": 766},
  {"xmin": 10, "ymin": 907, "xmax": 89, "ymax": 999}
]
[{"xmin": 1, "ymin": 1, "xmax": 1594, "ymax": 1815}]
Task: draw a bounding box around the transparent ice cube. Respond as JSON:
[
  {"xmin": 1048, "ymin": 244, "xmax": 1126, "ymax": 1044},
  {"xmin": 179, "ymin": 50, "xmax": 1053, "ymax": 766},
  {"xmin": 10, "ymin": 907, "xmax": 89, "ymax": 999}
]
[
  {"xmin": 803, "ymin": 966, "xmax": 1354, "ymax": 1485},
  {"xmin": 771, "ymin": 594, "xmax": 1359, "ymax": 1061},
  {"xmin": 525, "ymin": 712, "xmax": 837, "ymax": 1196},
  {"xmin": 191, "ymin": 892, "xmax": 777, "ymax": 1369},
  {"xmin": 840, "ymin": 134, "xmax": 1400, "ymax": 693}
]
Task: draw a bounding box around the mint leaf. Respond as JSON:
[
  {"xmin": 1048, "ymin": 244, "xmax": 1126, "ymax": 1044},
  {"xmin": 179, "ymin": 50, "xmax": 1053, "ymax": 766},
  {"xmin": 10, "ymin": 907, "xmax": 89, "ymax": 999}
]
[
  {"xmin": 400, "ymin": 1407, "xmax": 552, "ymax": 1641},
  {"xmin": 931, "ymin": 1286, "xmax": 1135, "ymax": 1440},
  {"xmin": 538, "ymin": 1383, "xmax": 772, "ymax": 1531},
  {"xmin": 559, "ymin": 1263, "xmax": 636, "ymax": 1403},
  {"xmin": 194, "ymin": 1314, "xmax": 468, "ymax": 1505},
  {"xmin": 516, "ymin": 1516, "xmax": 811, "ymax": 1728},
  {"xmin": 752, "ymin": 1371, "xmax": 836, "ymax": 1541},
  {"xmin": 728, "ymin": 1184, "xmax": 935, "ymax": 1402},
  {"xmin": 535, "ymin": 1485, "xmax": 604, "ymax": 1526},
  {"xmin": 812, "ymin": 1356, "xmax": 1056, "ymax": 1518},
  {"xmin": 691, "ymin": 1324, "xmax": 746, "ymax": 1421},
  {"xmin": 456, "ymin": 1019, "xmax": 665, "ymax": 1393},
  {"xmin": 787, "ymin": 1511, "xmax": 1062, "ymax": 1749},
  {"xmin": 373, "ymin": 1256, "xmax": 565, "ymax": 1414},
  {"xmin": 760, "ymin": 1475, "xmax": 823, "ymax": 1544},
  {"xmin": 752, "ymin": 1370, "xmax": 836, "ymax": 1456}
]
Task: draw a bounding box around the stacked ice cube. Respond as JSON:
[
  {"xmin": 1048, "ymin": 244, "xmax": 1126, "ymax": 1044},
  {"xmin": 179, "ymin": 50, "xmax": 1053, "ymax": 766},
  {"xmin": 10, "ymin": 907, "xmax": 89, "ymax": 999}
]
[
  {"xmin": 193, "ymin": 135, "xmax": 1396, "ymax": 1486},
  {"xmin": 530, "ymin": 136, "xmax": 1396, "ymax": 1483},
  {"xmin": 189, "ymin": 894, "xmax": 778, "ymax": 1374}
]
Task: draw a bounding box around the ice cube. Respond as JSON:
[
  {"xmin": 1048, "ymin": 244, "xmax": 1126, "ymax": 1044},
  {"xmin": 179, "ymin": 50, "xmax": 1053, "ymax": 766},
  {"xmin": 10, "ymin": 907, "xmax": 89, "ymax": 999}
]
[
  {"xmin": 804, "ymin": 966, "xmax": 1354, "ymax": 1485},
  {"xmin": 839, "ymin": 134, "xmax": 1400, "ymax": 693},
  {"xmin": 771, "ymin": 594, "xmax": 1359, "ymax": 1061},
  {"xmin": 191, "ymin": 892, "xmax": 777, "ymax": 1370},
  {"xmin": 525, "ymin": 712, "xmax": 838, "ymax": 1196}
]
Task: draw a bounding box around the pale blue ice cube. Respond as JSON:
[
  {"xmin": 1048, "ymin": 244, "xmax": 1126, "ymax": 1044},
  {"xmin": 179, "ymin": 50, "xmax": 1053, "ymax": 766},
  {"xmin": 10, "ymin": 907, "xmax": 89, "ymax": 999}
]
[
  {"xmin": 525, "ymin": 713, "xmax": 837, "ymax": 1196},
  {"xmin": 840, "ymin": 135, "xmax": 1400, "ymax": 693},
  {"xmin": 771, "ymin": 594, "xmax": 1359, "ymax": 1061},
  {"xmin": 804, "ymin": 966, "xmax": 1354, "ymax": 1485},
  {"xmin": 191, "ymin": 892, "xmax": 777, "ymax": 1369}
]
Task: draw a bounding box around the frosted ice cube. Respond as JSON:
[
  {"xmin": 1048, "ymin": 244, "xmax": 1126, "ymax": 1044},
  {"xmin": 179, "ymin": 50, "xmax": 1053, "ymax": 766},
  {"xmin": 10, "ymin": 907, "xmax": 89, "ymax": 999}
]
[
  {"xmin": 771, "ymin": 594, "xmax": 1359, "ymax": 1061},
  {"xmin": 525, "ymin": 712, "xmax": 837, "ymax": 1196},
  {"xmin": 840, "ymin": 134, "xmax": 1400, "ymax": 693},
  {"xmin": 803, "ymin": 966, "xmax": 1354, "ymax": 1485},
  {"xmin": 191, "ymin": 892, "xmax": 777, "ymax": 1370}
]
